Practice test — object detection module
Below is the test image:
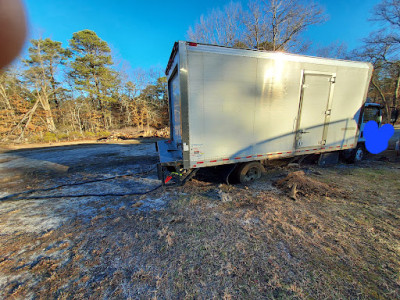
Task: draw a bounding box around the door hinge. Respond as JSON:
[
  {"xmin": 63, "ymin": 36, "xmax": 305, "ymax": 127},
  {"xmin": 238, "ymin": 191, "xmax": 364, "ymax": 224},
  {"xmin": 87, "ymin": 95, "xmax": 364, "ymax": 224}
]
[
  {"xmin": 330, "ymin": 77, "xmax": 336, "ymax": 83},
  {"xmin": 325, "ymin": 109, "xmax": 332, "ymax": 116},
  {"xmin": 319, "ymin": 140, "xmax": 326, "ymax": 145}
]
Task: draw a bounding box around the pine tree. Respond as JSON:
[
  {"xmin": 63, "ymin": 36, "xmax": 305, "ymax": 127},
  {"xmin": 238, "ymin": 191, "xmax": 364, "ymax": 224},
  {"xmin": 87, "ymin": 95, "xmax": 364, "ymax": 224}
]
[
  {"xmin": 23, "ymin": 38, "xmax": 70, "ymax": 132},
  {"xmin": 26, "ymin": 38, "xmax": 71, "ymax": 108},
  {"xmin": 68, "ymin": 30, "xmax": 119, "ymax": 128}
]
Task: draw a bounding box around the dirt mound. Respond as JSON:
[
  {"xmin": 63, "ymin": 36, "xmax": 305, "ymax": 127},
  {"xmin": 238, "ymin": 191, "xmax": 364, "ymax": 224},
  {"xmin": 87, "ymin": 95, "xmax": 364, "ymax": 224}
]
[{"xmin": 274, "ymin": 170, "xmax": 345, "ymax": 200}]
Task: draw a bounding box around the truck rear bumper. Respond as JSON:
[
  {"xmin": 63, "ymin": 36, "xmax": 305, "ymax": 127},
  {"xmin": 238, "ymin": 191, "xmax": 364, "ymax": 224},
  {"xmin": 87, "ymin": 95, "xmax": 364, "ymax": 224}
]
[{"xmin": 157, "ymin": 140, "xmax": 183, "ymax": 165}]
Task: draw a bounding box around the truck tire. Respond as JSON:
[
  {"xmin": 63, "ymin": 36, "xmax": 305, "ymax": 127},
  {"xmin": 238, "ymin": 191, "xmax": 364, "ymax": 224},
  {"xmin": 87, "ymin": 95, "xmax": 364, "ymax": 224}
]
[
  {"xmin": 347, "ymin": 144, "xmax": 365, "ymax": 163},
  {"xmin": 234, "ymin": 161, "xmax": 264, "ymax": 184}
]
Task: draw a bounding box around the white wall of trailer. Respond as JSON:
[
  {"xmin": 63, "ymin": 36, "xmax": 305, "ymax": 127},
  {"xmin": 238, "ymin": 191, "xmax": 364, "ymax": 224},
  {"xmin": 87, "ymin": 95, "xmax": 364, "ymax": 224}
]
[{"xmin": 175, "ymin": 43, "xmax": 372, "ymax": 168}]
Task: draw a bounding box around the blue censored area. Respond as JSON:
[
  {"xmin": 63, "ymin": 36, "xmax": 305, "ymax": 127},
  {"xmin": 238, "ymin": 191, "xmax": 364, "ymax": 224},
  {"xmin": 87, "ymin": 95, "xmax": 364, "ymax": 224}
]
[{"xmin": 363, "ymin": 121, "xmax": 394, "ymax": 154}]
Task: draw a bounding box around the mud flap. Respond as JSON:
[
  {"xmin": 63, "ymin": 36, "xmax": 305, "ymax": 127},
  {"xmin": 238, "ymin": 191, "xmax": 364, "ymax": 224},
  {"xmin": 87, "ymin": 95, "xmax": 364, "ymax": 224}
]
[
  {"xmin": 318, "ymin": 152, "xmax": 339, "ymax": 166},
  {"xmin": 221, "ymin": 164, "xmax": 238, "ymax": 185},
  {"xmin": 157, "ymin": 163, "xmax": 164, "ymax": 181},
  {"xmin": 181, "ymin": 169, "xmax": 198, "ymax": 186}
]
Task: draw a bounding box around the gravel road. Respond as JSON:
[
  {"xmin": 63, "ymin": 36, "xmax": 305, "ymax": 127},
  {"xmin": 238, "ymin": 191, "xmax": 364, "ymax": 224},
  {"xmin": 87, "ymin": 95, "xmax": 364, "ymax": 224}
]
[{"xmin": 0, "ymin": 141, "xmax": 165, "ymax": 235}]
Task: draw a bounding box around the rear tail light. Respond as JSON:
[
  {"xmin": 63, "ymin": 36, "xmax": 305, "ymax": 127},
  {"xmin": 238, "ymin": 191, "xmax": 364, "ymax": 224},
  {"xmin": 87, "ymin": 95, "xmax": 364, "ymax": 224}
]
[{"xmin": 165, "ymin": 176, "xmax": 172, "ymax": 183}]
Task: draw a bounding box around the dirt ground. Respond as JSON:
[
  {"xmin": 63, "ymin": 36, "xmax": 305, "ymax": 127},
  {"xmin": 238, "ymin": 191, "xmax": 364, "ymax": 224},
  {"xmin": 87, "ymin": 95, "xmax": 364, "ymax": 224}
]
[{"xmin": 0, "ymin": 140, "xmax": 399, "ymax": 299}]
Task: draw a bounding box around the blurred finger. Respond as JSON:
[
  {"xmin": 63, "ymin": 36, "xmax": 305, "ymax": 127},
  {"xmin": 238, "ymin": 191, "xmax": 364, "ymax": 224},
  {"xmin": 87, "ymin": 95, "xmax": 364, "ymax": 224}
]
[{"xmin": 0, "ymin": 0, "xmax": 27, "ymax": 69}]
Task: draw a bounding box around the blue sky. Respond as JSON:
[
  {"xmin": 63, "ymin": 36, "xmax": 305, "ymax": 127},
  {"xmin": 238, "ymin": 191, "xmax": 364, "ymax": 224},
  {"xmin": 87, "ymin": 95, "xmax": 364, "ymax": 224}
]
[{"xmin": 23, "ymin": 0, "xmax": 381, "ymax": 72}]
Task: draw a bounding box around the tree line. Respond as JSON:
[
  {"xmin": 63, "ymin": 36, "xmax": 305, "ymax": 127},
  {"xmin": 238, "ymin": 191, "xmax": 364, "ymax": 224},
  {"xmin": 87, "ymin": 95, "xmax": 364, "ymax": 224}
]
[
  {"xmin": 0, "ymin": 29, "xmax": 168, "ymax": 142},
  {"xmin": 1, "ymin": 0, "xmax": 399, "ymax": 144}
]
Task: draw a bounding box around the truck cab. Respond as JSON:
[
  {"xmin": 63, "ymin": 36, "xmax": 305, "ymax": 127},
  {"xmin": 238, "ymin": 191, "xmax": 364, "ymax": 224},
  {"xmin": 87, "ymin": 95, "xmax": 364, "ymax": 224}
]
[
  {"xmin": 359, "ymin": 103, "xmax": 383, "ymax": 142},
  {"xmin": 342, "ymin": 102, "xmax": 383, "ymax": 163}
]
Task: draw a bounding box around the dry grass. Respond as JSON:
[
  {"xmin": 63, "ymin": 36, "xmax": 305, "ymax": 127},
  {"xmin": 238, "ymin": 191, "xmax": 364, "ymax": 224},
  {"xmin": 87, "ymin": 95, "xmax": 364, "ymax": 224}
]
[{"xmin": 0, "ymin": 161, "xmax": 399, "ymax": 299}]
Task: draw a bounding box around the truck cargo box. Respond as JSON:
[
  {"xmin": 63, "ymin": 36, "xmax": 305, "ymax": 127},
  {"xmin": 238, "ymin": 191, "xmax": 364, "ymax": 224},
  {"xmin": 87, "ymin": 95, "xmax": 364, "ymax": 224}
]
[{"xmin": 158, "ymin": 41, "xmax": 373, "ymax": 182}]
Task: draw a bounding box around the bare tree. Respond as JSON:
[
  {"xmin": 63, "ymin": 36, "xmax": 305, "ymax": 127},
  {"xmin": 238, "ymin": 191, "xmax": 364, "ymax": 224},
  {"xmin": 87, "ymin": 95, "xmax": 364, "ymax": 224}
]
[
  {"xmin": 315, "ymin": 41, "xmax": 348, "ymax": 59},
  {"xmin": 264, "ymin": 0, "xmax": 326, "ymax": 51},
  {"xmin": 352, "ymin": 43, "xmax": 393, "ymax": 120},
  {"xmin": 0, "ymin": 70, "xmax": 17, "ymax": 121},
  {"xmin": 370, "ymin": 0, "xmax": 400, "ymax": 110},
  {"xmin": 242, "ymin": 0, "xmax": 269, "ymax": 49},
  {"xmin": 187, "ymin": 0, "xmax": 326, "ymax": 52},
  {"xmin": 187, "ymin": 2, "xmax": 243, "ymax": 46},
  {"xmin": 24, "ymin": 40, "xmax": 57, "ymax": 133},
  {"xmin": 354, "ymin": 0, "xmax": 400, "ymax": 120},
  {"xmin": 372, "ymin": 0, "xmax": 400, "ymax": 29}
]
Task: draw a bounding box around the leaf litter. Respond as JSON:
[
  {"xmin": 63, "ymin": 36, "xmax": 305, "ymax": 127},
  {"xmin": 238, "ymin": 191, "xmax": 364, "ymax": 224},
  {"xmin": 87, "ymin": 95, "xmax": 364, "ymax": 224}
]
[{"xmin": 0, "ymin": 143, "xmax": 399, "ymax": 299}]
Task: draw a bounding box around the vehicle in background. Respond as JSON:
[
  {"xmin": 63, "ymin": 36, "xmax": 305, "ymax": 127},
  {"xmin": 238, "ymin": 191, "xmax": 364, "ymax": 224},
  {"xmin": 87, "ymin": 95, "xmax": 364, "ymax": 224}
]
[
  {"xmin": 157, "ymin": 41, "xmax": 374, "ymax": 184},
  {"xmin": 342, "ymin": 102, "xmax": 383, "ymax": 163}
]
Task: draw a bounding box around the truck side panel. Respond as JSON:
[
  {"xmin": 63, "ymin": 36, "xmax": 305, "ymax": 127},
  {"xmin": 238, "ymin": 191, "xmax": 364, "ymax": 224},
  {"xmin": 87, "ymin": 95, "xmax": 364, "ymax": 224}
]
[
  {"xmin": 325, "ymin": 66, "xmax": 371, "ymax": 148},
  {"xmin": 179, "ymin": 43, "xmax": 372, "ymax": 168},
  {"xmin": 253, "ymin": 58, "xmax": 302, "ymax": 154},
  {"xmin": 188, "ymin": 52, "xmax": 258, "ymax": 162}
]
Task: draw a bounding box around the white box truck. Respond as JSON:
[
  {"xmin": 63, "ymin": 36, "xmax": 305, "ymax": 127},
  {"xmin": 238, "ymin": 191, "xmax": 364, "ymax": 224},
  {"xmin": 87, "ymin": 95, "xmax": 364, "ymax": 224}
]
[{"xmin": 156, "ymin": 41, "xmax": 374, "ymax": 184}]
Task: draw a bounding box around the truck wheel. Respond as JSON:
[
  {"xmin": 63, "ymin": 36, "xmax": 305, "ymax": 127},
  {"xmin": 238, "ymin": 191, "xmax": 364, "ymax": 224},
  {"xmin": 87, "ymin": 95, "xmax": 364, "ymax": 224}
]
[
  {"xmin": 235, "ymin": 162, "xmax": 264, "ymax": 184},
  {"xmin": 347, "ymin": 144, "xmax": 365, "ymax": 163}
]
